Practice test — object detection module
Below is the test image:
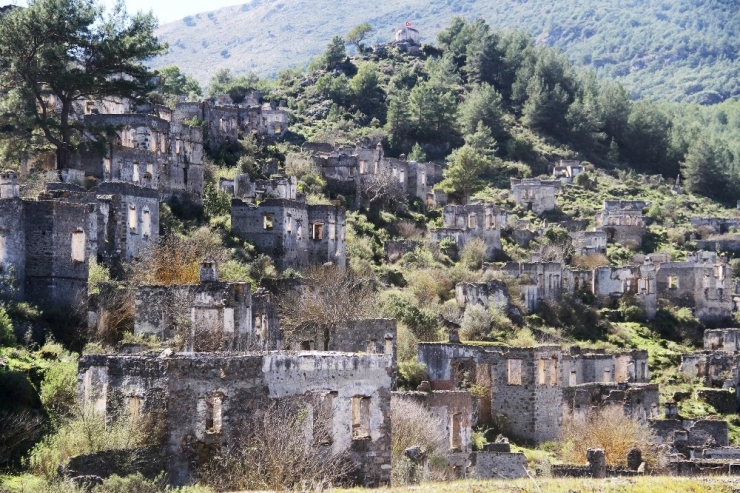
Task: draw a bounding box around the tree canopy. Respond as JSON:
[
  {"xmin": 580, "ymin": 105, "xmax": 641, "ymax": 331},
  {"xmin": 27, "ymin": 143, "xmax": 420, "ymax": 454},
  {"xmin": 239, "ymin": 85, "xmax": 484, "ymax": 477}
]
[{"xmin": 0, "ymin": 0, "xmax": 165, "ymax": 168}]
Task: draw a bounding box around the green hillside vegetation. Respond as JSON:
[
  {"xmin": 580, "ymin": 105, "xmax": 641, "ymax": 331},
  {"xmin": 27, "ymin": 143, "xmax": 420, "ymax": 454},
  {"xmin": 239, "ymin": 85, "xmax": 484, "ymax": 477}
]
[
  {"xmin": 153, "ymin": 0, "xmax": 740, "ymax": 103},
  {"xmin": 6, "ymin": 12, "xmax": 740, "ymax": 491}
]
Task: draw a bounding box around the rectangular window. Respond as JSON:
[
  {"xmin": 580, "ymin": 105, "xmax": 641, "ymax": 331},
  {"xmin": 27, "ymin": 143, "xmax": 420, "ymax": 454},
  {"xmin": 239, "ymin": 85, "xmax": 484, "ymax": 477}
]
[
  {"xmin": 359, "ymin": 160, "xmax": 367, "ymax": 174},
  {"xmin": 538, "ymin": 359, "xmax": 546, "ymax": 385},
  {"xmin": 549, "ymin": 358, "xmax": 558, "ymax": 386},
  {"xmin": 450, "ymin": 413, "xmax": 462, "ymax": 450},
  {"xmin": 146, "ymin": 163, "xmax": 154, "ymax": 177},
  {"xmin": 176, "ymin": 139, "xmax": 182, "ymax": 154},
  {"xmin": 263, "ymin": 213, "xmax": 274, "ymax": 230},
  {"xmin": 128, "ymin": 206, "xmax": 137, "ymax": 232},
  {"xmin": 149, "ymin": 132, "xmax": 157, "ymax": 152},
  {"xmin": 205, "ymin": 395, "xmax": 223, "ymax": 433},
  {"xmin": 366, "ymin": 339, "xmax": 377, "ymax": 354},
  {"xmin": 384, "ymin": 336, "xmax": 393, "ymax": 355},
  {"xmin": 485, "ymin": 213, "xmax": 495, "ymax": 229},
  {"xmin": 329, "ymin": 222, "xmax": 336, "ymax": 241},
  {"xmin": 669, "ymin": 275, "xmax": 679, "ymax": 289},
  {"xmin": 507, "ymin": 359, "xmax": 522, "ymax": 385},
  {"xmin": 312, "ymin": 223, "xmax": 324, "ymax": 240},
  {"xmin": 142, "ymin": 210, "xmax": 151, "ymax": 237},
  {"xmin": 72, "ymin": 229, "xmax": 85, "ymax": 262},
  {"xmin": 603, "ymin": 368, "xmax": 612, "ymax": 383},
  {"xmin": 569, "ymin": 370, "xmax": 577, "ymax": 386},
  {"xmin": 159, "ymin": 134, "xmax": 166, "ymax": 153},
  {"xmin": 286, "ymin": 214, "xmax": 292, "ymax": 233},
  {"xmin": 128, "ymin": 396, "xmax": 141, "ymax": 418},
  {"xmin": 223, "ymin": 308, "xmax": 235, "ymax": 334},
  {"xmin": 468, "ymin": 213, "xmax": 477, "ymax": 229},
  {"xmin": 132, "ymin": 162, "xmax": 139, "ymax": 183},
  {"xmin": 104, "ymin": 158, "xmax": 111, "ymax": 175},
  {"xmin": 296, "ymin": 221, "xmax": 303, "ymax": 240},
  {"xmin": 352, "ymin": 396, "xmax": 371, "ymax": 439}
]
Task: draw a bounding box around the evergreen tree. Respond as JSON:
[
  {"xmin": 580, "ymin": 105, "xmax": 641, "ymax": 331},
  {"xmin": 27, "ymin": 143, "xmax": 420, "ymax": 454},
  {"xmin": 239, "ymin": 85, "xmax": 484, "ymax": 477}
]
[
  {"xmin": 385, "ymin": 89, "xmax": 412, "ymax": 152},
  {"xmin": 345, "ymin": 22, "xmax": 373, "ymax": 53},
  {"xmin": 681, "ymin": 135, "xmax": 733, "ymax": 201},
  {"xmin": 440, "ymin": 144, "xmax": 492, "ymax": 201},
  {"xmin": 350, "ymin": 62, "xmax": 382, "ymax": 118},
  {"xmin": 408, "ymin": 142, "xmax": 427, "ymax": 162},
  {"xmin": 323, "ymin": 36, "xmax": 347, "ymax": 69},
  {"xmin": 0, "ymin": 0, "xmax": 164, "ymax": 168},
  {"xmin": 458, "ymin": 83, "xmax": 504, "ymax": 137}
]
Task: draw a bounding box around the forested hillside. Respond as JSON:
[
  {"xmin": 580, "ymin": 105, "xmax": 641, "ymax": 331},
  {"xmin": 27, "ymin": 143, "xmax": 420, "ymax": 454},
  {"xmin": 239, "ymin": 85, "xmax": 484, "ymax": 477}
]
[{"xmin": 154, "ymin": 0, "xmax": 740, "ymax": 103}]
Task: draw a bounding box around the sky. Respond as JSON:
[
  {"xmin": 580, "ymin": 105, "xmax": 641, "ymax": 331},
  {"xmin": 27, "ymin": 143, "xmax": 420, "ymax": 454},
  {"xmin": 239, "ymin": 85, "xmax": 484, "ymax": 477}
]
[{"xmin": 14, "ymin": 0, "xmax": 242, "ymax": 25}]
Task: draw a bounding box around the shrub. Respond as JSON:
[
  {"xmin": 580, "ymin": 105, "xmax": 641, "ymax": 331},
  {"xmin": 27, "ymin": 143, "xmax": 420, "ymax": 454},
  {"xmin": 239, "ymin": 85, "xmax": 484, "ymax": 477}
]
[
  {"xmin": 397, "ymin": 360, "xmax": 428, "ymax": 390},
  {"xmin": 378, "ymin": 291, "xmax": 439, "ymax": 341},
  {"xmin": 0, "ymin": 306, "xmax": 15, "ymax": 346},
  {"xmin": 199, "ymin": 400, "xmax": 353, "ymax": 491},
  {"xmin": 558, "ymin": 405, "xmax": 657, "ymax": 467},
  {"xmin": 39, "ymin": 350, "xmax": 79, "ymax": 420},
  {"xmin": 391, "ymin": 398, "xmax": 446, "ymax": 485},
  {"xmin": 0, "ymin": 409, "xmax": 43, "ymax": 467},
  {"xmin": 459, "ymin": 238, "xmax": 486, "ymax": 270},
  {"xmin": 406, "ymin": 268, "xmax": 453, "ymax": 306},
  {"xmin": 396, "ymin": 323, "xmax": 419, "ymax": 363},
  {"xmin": 460, "ymin": 304, "xmax": 492, "ymax": 340}
]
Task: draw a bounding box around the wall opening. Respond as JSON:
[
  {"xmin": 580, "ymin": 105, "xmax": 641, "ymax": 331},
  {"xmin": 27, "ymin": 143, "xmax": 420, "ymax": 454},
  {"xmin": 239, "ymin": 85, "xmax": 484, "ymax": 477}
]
[
  {"xmin": 312, "ymin": 223, "xmax": 324, "ymax": 240},
  {"xmin": 132, "ymin": 162, "xmax": 139, "ymax": 183},
  {"xmin": 486, "ymin": 213, "xmax": 495, "ymax": 229},
  {"xmin": 142, "ymin": 209, "xmax": 151, "ymax": 237},
  {"xmin": 263, "ymin": 213, "xmax": 274, "ymax": 230},
  {"xmin": 384, "ymin": 336, "xmax": 393, "ymax": 355},
  {"xmin": 352, "ymin": 396, "xmax": 371, "ymax": 440},
  {"xmin": 300, "ymin": 340, "xmax": 312, "ymax": 350},
  {"xmin": 286, "ymin": 214, "xmax": 292, "ymax": 233},
  {"xmin": 603, "ymin": 368, "xmax": 612, "ymax": 383},
  {"xmin": 450, "ymin": 413, "xmax": 462, "ymax": 451},
  {"xmin": 467, "ymin": 213, "xmax": 477, "ymax": 229},
  {"xmin": 569, "ymin": 370, "xmax": 577, "ymax": 386},
  {"xmin": 668, "ymin": 275, "xmax": 679, "ymax": 289},
  {"xmin": 507, "ymin": 359, "xmax": 522, "ymax": 385},
  {"xmin": 72, "ymin": 229, "xmax": 85, "ymax": 263},
  {"xmin": 205, "ymin": 394, "xmax": 223, "ymax": 433},
  {"xmin": 538, "ymin": 359, "xmax": 546, "ymax": 385},
  {"xmin": 128, "ymin": 396, "xmax": 141, "ymax": 418},
  {"xmin": 549, "ymin": 357, "xmax": 558, "ymax": 386},
  {"xmin": 366, "ymin": 339, "xmax": 377, "ymax": 354},
  {"xmin": 128, "ymin": 206, "xmax": 137, "ymax": 232}
]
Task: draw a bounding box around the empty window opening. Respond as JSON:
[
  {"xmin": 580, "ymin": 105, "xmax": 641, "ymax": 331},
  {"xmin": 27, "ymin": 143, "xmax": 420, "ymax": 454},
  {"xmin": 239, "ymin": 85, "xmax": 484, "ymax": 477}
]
[
  {"xmin": 132, "ymin": 162, "xmax": 140, "ymax": 182},
  {"xmin": 85, "ymin": 101, "xmax": 95, "ymax": 114},
  {"xmin": 329, "ymin": 222, "xmax": 336, "ymax": 241},
  {"xmin": 668, "ymin": 275, "xmax": 679, "ymax": 289},
  {"xmin": 421, "ymin": 170, "xmax": 426, "ymax": 186},
  {"xmin": 146, "ymin": 163, "xmax": 154, "ymax": 177},
  {"xmin": 128, "ymin": 396, "xmax": 141, "ymax": 418},
  {"xmin": 223, "ymin": 308, "xmax": 235, "ymax": 334},
  {"xmin": 450, "ymin": 413, "xmax": 462, "ymax": 450},
  {"xmin": 159, "ymin": 134, "xmax": 166, "ymax": 153},
  {"xmin": 485, "ymin": 213, "xmax": 495, "ymax": 229},
  {"xmin": 312, "ymin": 223, "xmax": 324, "ymax": 240},
  {"xmin": 128, "ymin": 206, "xmax": 137, "ymax": 232},
  {"xmin": 569, "ymin": 370, "xmax": 577, "ymax": 386},
  {"xmin": 603, "ymin": 368, "xmax": 612, "ymax": 383},
  {"xmin": 176, "ymin": 139, "xmax": 182, "ymax": 154},
  {"xmin": 467, "ymin": 213, "xmax": 477, "ymax": 229},
  {"xmin": 205, "ymin": 395, "xmax": 223, "ymax": 433},
  {"xmin": 149, "ymin": 132, "xmax": 157, "ymax": 152},
  {"xmin": 550, "ymin": 357, "xmax": 558, "ymax": 386},
  {"xmin": 142, "ymin": 209, "xmax": 151, "ymax": 237},
  {"xmin": 399, "ymin": 170, "xmax": 405, "ymax": 184},
  {"xmin": 286, "ymin": 214, "xmax": 292, "ymax": 233},
  {"xmin": 384, "ymin": 336, "xmax": 393, "ymax": 355},
  {"xmin": 366, "ymin": 339, "xmax": 377, "ymax": 354},
  {"xmin": 359, "ymin": 160, "xmax": 367, "ymax": 174},
  {"xmin": 104, "ymin": 158, "xmax": 111, "ymax": 174},
  {"xmin": 72, "ymin": 229, "xmax": 85, "ymax": 262},
  {"xmin": 296, "ymin": 221, "xmax": 303, "ymax": 240},
  {"xmin": 300, "ymin": 340, "xmax": 312, "ymax": 350},
  {"xmin": 219, "ymin": 118, "xmax": 226, "ymax": 132},
  {"xmin": 352, "ymin": 396, "xmax": 371, "ymax": 439},
  {"xmin": 538, "ymin": 359, "xmax": 546, "ymax": 385},
  {"xmin": 263, "ymin": 213, "xmax": 274, "ymax": 230},
  {"xmin": 507, "ymin": 359, "xmax": 522, "ymax": 385},
  {"xmin": 640, "ymin": 362, "xmax": 647, "ymax": 380}
]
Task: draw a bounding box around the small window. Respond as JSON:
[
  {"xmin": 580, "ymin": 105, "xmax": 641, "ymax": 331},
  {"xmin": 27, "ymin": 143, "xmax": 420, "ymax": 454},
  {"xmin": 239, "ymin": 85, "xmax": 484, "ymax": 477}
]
[
  {"xmin": 263, "ymin": 213, "xmax": 274, "ymax": 230},
  {"xmin": 149, "ymin": 132, "xmax": 158, "ymax": 152},
  {"xmin": 72, "ymin": 229, "xmax": 85, "ymax": 263},
  {"xmin": 159, "ymin": 134, "xmax": 166, "ymax": 153},
  {"xmin": 312, "ymin": 223, "xmax": 324, "ymax": 240},
  {"xmin": 176, "ymin": 139, "xmax": 181, "ymax": 154},
  {"xmin": 421, "ymin": 170, "xmax": 426, "ymax": 186},
  {"xmin": 352, "ymin": 396, "xmax": 371, "ymax": 439},
  {"xmin": 296, "ymin": 221, "xmax": 303, "ymax": 239},
  {"xmin": 205, "ymin": 395, "xmax": 223, "ymax": 433},
  {"xmin": 300, "ymin": 340, "xmax": 312, "ymax": 350},
  {"xmin": 538, "ymin": 359, "xmax": 546, "ymax": 385},
  {"xmin": 549, "ymin": 357, "xmax": 558, "ymax": 386},
  {"xmin": 104, "ymin": 158, "xmax": 111, "ymax": 174},
  {"xmin": 132, "ymin": 162, "xmax": 139, "ymax": 183},
  {"xmin": 128, "ymin": 206, "xmax": 137, "ymax": 232},
  {"xmin": 146, "ymin": 163, "xmax": 154, "ymax": 177},
  {"xmin": 141, "ymin": 210, "xmax": 151, "ymax": 238},
  {"xmin": 329, "ymin": 222, "xmax": 336, "ymax": 241},
  {"xmin": 359, "ymin": 160, "xmax": 367, "ymax": 174},
  {"xmin": 450, "ymin": 413, "xmax": 462, "ymax": 450},
  {"xmin": 128, "ymin": 396, "xmax": 141, "ymax": 418},
  {"xmin": 399, "ymin": 170, "xmax": 405, "ymax": 184},
  {"xmin": 485, "ymin": 213, "xmax": 495, "ymax": 230},
  {"xmin": 467, "ymin": 213, "xmax": 477, "ymax": 229},
  {"xmin": 286, "ymin": 214, "xmax": 292, "ymax": 233},
  {"xmin": 569, "ymin": 370, "xmax": 577, "ymax": 386},
  {"xmin": 507, "ymin": 359, "xmax": 522, "ymax": 385},
  {"xmin": 603, "ymin": 368, "xmax": 612, "ymax": 383},
  {"xmin": 384, "ymin": 336, "xmax": 393, "ymax": 355},
  {"xmin": 668, "ymin": 275, "xmax": 679, "ymax": 289},
  {"xmin": 219, "ymin": 118, "xmax": 226, "ymax": 132},
  {"xmin": 366, "ymin": 339, "xmax": 377, "ymax": 354}
]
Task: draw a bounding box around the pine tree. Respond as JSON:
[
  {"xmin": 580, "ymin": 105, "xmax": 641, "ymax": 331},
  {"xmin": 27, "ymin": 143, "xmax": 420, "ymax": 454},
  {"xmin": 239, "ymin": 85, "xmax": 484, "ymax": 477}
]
[{"xmin": 458, "ymin": 83, "xmax": 504, "ymax": 137}]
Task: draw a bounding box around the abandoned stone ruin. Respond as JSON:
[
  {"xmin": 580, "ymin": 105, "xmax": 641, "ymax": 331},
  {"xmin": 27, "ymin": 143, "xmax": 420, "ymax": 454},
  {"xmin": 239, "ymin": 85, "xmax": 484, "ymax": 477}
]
[
  {"xmin": 510, "ymin": 178, "xmax": 561, "ymax": 215},
  {"xmin": 429, "ymin": 202, "xmax": 504, "ymax": 260},
  {"xmin": 597, "ymin": 199, "xmax": 648, "ymax": 248},
  {"xmin": 301, "ymin": 141, "xmax": 447, "ymax": 208}
]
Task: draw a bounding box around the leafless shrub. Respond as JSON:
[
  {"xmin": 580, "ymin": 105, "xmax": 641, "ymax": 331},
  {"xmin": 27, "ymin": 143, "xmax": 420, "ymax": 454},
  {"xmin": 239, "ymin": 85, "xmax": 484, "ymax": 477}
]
[
  {"xmin": 357, "ymin": 169, "xmax": 408, "ymax": 212},
  {"xmin": 277, "ymin": 265, "xmax": 375, "ymax": 349},
  {"xmin": 88, "ymin": 285, "xmax": 134, "ymax": 346},
  {"xmin": 199, "ymin": 399, "xmax": 354, "ymax": 491},
  {"xmin": 397, "ymin": 220, "xmax": 422, "ymax": 240},
  {"xmin": 0, "ymin": 409, "xmax": 44, "ymax": 466},
  {"xmin": 127, "ymin": 228, "xmax": 230, "ymax": 287},
  {"xmin": 572, "ymin": 253, "xmax": 609, "ymax": 270},
  {"xmin": 459, "ymin": 238, "xmax": 486, "ymax": 270},
  {"xmin": 534, "ymin": 239, "xmax": 573, "ymax": 264},
  {"xmin": 390, "ymin": 398, "xmax": 447, "ymax": 485},
  {"xmin": 559, "ymin": 405, "xmax": 657, "ymax": 468}
]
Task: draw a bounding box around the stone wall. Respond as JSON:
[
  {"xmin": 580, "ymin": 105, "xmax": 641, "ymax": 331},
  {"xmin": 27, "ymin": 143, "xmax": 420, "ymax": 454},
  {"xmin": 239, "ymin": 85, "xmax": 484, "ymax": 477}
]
[
  {"xmin": 429, "ymin": 202, "xmax": 502, "ymax": 260},
  {"xmin": 77, "ymin": 352, "xmax": 392, "ymax": 486},
  {"xmin": 510, "ymin": 179, "xmax": 561, "ymax": 215}
]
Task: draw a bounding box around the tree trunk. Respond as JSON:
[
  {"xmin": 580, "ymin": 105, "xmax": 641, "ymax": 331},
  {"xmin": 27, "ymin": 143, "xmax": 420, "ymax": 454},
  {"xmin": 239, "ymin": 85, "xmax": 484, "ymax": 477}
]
[{"xmin": 57, "ymin": 100, "xmax": 72, "ymax": 169}]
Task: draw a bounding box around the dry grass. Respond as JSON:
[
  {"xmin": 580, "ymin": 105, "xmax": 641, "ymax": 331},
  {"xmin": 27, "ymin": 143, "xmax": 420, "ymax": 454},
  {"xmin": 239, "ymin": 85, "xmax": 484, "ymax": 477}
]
[
  {"xmin": 390, "ymin": 398, "xmax": 447, "ymax": 485},
  {"xmin": 558, "ymin": 405, "xmax": 658, "ymax": 468},
  {"xmin": 572, "ymin": 253, "xmax": 610, "ymax": 270},
  {"xmin": 337, "ymin": 476, "xmax": 740, "ymax": 492}
]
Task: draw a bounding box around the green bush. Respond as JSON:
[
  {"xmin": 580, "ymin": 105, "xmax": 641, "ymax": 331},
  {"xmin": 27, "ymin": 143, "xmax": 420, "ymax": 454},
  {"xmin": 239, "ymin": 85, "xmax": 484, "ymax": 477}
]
[
  {"xmin": 460, "ymin": 304, "xmax": 492, "ymax": 341},
  {"xmin": 397, "ymin": 360, "xmax": 429, "ymax": 390},
  {"xmin": 39, "ymin": 349, "xmax": 79, "ymax": 420},
  {"xmin": 0, "ymin": 306, "xmax": 16, "ymax": 346}
]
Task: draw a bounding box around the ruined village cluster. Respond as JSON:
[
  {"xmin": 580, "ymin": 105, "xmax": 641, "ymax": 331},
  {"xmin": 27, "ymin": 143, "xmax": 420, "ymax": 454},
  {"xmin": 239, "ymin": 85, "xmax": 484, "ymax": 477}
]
[{"xmin": 6, "ymin": 81, "xmax": 740, "ymax": 486}]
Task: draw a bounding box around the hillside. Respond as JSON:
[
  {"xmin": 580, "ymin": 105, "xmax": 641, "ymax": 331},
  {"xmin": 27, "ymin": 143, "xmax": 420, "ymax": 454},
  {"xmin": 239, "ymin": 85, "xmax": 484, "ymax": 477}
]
[{"xmin": 153, "ymin": 0, "xmax": 740, "ymax": 103}]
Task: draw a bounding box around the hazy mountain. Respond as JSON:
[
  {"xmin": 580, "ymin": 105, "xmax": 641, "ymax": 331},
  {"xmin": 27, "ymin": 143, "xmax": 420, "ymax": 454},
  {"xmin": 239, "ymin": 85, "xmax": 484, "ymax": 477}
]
[{"xmin": 153, "ymin": 0, "xmax": 740, "ymax": 103}]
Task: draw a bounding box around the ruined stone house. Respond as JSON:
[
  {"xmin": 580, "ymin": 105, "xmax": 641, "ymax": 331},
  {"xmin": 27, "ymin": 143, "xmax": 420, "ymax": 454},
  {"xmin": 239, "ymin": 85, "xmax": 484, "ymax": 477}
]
[
  {"xmin": 552, "ymin": 160, "xmax": 586, "ymax": 184},
  {"xmin": 218, "ymin": 173, "xmax": 297, "ymax": 202},
  {"xmin": 592, "ymin": 256, "xmax": 658, "ymax": 317},
  {"xmin": 510, "ymin": 179, "xmax": 561, "ymax": 215},
  {"xmin": 0, "ymin": 173, "xmax": 157, "ymax": 309},
  {"xmin": 429, "ymin": 202, "xmax": 504, "ymax": 260},
  {"xmin": 571, "ymin": 229, "xmax": 607, "ymax": 256},
  {"xmin": 130, "ymin": 260, "xmax": 281, "ymax": 352},
  {"xmin": 597, "ymin": 200, "xmax": 648, "ymax": 247},
  {"xmin": 77, "ymin": 351, "xmax": 392, "ymax": 486},
  {"xmin": 231, "ymin": 197, "xmax": 346, "ymax": 270},
  {"xmin": 681, "ymin": 328, "xmax": 740, "ymax": 388},
  {"xmin": 417, "ymin": 342, "xmax": 650, "ymax": 444}
]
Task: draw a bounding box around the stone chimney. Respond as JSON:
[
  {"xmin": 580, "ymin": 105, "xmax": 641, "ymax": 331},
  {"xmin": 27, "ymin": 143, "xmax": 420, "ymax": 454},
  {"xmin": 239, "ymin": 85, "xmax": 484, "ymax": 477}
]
[
  {"xmin": 199, "ymin": 258, "xmax": 219, "ymax": 283},
  {"xmin": 0, "ymin": 170, "xmax": 19, "ymax": 199}
]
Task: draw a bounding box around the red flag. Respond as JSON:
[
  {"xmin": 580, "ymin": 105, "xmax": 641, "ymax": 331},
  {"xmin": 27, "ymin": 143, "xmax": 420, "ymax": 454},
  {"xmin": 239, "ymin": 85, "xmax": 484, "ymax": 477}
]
[{"xmin": 405, "ymin": 21, "xmax": 412, "ymax": 27}]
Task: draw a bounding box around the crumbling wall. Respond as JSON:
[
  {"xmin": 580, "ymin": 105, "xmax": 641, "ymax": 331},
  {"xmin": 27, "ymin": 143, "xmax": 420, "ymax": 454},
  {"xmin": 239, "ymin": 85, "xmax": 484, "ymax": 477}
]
[{"xmin": 510, "ymin": 179, "xmax": 561, "ymax": 215}]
